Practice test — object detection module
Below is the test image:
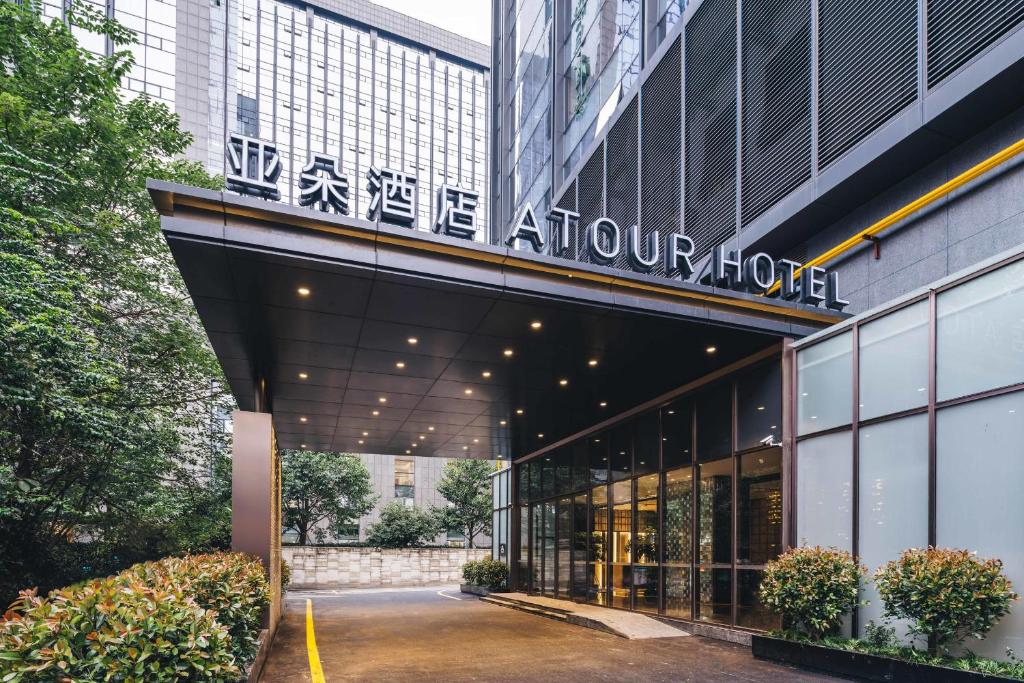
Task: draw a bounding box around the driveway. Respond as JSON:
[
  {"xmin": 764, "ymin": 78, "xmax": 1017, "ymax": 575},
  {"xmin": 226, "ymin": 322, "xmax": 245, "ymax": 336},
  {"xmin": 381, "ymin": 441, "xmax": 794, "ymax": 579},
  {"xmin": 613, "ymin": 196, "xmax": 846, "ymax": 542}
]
[{"xmin": 260, "ymin": 586, "xmax": 842, "ymax": 682}]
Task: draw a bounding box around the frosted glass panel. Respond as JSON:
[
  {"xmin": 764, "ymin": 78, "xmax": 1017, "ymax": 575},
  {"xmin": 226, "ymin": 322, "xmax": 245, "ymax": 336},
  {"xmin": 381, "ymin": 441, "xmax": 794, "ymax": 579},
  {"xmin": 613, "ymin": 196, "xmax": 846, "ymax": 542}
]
[
  {"xmin": 858, "ymin": 415, "xmax": 928, "ymax": 642},
  {"xmin": 797, "ymin": 332, "xmax": 852, "ymax": 435},
  {"xmin": 859, "ymin": 301, "xmax": 929, "ymax": 420},
  {"xmin": 796, "ymin": 430, "xmax": 852, "ymax": 551},
  {"xmin": 937, "ymin": 258, "xmax": 1024, "ymax": 401},
  {"xmin": 937, "ymin": 391, "xmax": 1024, "ymax": 659}
]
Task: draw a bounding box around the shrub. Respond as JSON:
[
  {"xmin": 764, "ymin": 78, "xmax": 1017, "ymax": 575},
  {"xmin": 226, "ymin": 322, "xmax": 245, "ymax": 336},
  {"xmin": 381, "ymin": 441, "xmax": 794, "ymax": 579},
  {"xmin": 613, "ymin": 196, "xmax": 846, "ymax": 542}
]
[
  {"xmin": 0, "ymin": 578, "xmax": 238, "ymax": 681},
  {"xmin": 875, "ymin": 547, "xmax": 1018, "ymax": 655},
  {"xmin": 365, "ymin": 501, "xmax": 441, "ymax": 548},
  {"xmin": 462, "ymin": 558, "xmax": 508, "ymax": 590},
  {"xmin": 760, "ymin": 546, "xmax": 865, "ymax": 639},
  {"xmin": 130, "ymin": 552, "xmax": 270, "ymax": 666},
  {"xmin": 0, "ymin": 551, "xmax": 268, "ymax": 681},
  {"xmin": 281, "ymin": 558, "xmax": 292, "ymax": 590}
]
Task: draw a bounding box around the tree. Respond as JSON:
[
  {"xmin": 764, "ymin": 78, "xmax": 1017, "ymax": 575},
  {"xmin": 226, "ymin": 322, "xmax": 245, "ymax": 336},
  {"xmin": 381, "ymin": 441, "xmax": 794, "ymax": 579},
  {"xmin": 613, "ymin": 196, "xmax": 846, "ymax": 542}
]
[
  {"xmin": 0, "ymin": 1, "xmax": 230, "ymax": 601},
  {"xmin": 281, "ymin": 450, "xmax": 377, "ymax": 545},
  {"xmin": 365, "ymin": 502, "xmax": 441, "ymax": 548},
  {"xmin": 434, "ymin": 460, "xmax": 493, "ymax": 548}
]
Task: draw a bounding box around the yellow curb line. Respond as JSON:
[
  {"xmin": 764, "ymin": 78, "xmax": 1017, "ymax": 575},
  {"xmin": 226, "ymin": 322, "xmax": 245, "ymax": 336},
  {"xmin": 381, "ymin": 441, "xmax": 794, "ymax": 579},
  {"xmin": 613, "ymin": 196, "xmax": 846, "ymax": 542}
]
[{"xmin": 306, "ymin": 598, "xmax": 326, "ymax": 683}]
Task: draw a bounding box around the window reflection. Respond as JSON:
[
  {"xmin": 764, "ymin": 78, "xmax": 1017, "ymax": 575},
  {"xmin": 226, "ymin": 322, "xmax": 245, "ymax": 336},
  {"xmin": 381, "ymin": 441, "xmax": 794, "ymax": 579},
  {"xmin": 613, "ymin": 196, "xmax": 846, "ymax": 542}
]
[
  {"xmin": 514, "ymin": 360, "xmax": 784, "ymax": 630},
  {"xmin": 611, "ymin": 480, "xmax": 632, "ymax": 608}
]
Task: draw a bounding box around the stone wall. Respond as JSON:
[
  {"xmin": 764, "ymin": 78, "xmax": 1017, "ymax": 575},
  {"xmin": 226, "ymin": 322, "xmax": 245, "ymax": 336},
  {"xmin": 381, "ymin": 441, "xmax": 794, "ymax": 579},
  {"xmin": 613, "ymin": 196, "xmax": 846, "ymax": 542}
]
[{"xmin": 282, "ymin": 546, "xmax": 489, "ymax": 589}]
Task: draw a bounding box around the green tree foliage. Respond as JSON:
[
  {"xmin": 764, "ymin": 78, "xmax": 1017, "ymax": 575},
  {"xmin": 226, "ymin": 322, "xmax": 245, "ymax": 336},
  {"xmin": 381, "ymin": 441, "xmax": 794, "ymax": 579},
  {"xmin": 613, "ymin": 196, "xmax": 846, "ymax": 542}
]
[
  {"xmin": 434, "ymin": 459, "xmax": 493, "ymax": 548},
  {"xmin": 875, "ymin": 547, "xmax": 1018, "ymax": 655},
  {"xmin": 365, "ymin": 501, "xmax": 441, "ymax": 548},
  {"xmin": 759, "ymin": 546, "xmax": 866, "ymax": 639},
  {"xmin": 281, "ymin": 450, "xmax": 377, "ymax": 545},
  {"xmin": 0, "ymin": 2, "xmax": 231, "ymax": 601}
]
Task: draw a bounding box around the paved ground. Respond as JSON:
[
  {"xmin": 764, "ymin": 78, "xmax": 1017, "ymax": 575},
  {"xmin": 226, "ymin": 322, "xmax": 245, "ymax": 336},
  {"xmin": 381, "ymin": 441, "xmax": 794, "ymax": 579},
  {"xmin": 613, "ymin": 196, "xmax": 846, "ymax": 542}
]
[{"xmin": 261, "ymin": 586, "xmax": 844, "ymax": 682}]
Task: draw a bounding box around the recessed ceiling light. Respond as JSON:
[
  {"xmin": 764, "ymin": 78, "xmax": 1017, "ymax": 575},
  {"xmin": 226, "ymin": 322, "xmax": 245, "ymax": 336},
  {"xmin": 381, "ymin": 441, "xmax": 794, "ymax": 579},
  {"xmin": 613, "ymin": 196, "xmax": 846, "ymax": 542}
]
[
  {"xmin": 503, "ymin": 348, "xmax": 514, "ymax": 357},
  {"xmin": 757, "ymin": 406, "xmax": 765, "ymax": 411},
  {"xmin": 372, "ymin": 410, "xmax": 380, "ymax": 416},
  {"xmin": 464, "ymin": 388, "xmax": 473, "ymax": 395},
  {"xmin": 300, "ymin": 443, "xmax": 307, "ymax": 449},
  {"xmin": 412, "ymin": 442, "xmax": 418, "ymax": 447},
  {"xmin": 497, "ymin": 454, "xmax": 503, "ymax": 459},
  {"xmin": 705, "ymin": 345, "xmax": 717, "ymax": 354},
  {"xmin": 588, "ymin": 359, "xmax": 598, "ymax": 367},
  {"xmin": 298, "ymin": 372, "xmax": 309, "ymax": 380},
  {"xmin": 667, "ymin": 409, "xmax": 675, "ymax": 415},
  {"xmin": 428, "ymin": 426, "xmax": 435, "ymax": 431},
  {"xmin": 419, "ymin": 435, "xmax": 426, "ymax": 440},
  {"xmin": 499, "ymin": 420, "xmax": 507, "ymax": 426},
  {"xmin": 515, "ymin": 408, "xmax": 524, "ymax": 415},
  {"xmin": 358, "ymin": 440, "xmax": 364, "ymax": 445},
  {"xmin": 594, "ymin": 438, "xmax": 600, "ymax": 443},
  {"xmin": 297, "ymin": 287, "xmax": 311, "ymax": 296},
  {"xmin": 407, "ymin": 337, "xmax": 418, "ymax": 345},
  {"xmin": 406, "ymin": 449, "xmax": 412, "ymax": 454},
  {"xmin": 771, "ymin": 425, "xmax": 777, "ymax": 429},
  {"xmin": 299, "ymin": 416, "xmax": 308, "ymax": 423},
  {"xmin": 462, "ymin": 446, "xmax": 469, "ymax": 451},
  {"xmin": 378, "ymin": 396, "xmax": 387, "ymax": 403},
  {"xmin": 599, "ymin": 401, "xmax": 608, "ymax": 407},
  {"xmin": 558, "ymin": 378, "xmax": 568, "ymax": 386},
  {"xmin": 395, "ymin": 361, "xmax": 405, "ymax": 369},
  {"xmin": 530, "ymin": 321, "xmax": 542, "ymax": 330},
  {"xmin": 537, "ymin": 433, "xmax": 544, "ymax": 438},
  {"xmin": 481, "ymin": 371, "xmax": 491, "ymax": 379},
  {"xmin": 473, "ymin": 438, "xmax": 479, "ymax": 443},
  {"xmin": 362, "ymin": 431, "xmax": 369, "ymax": 436}
]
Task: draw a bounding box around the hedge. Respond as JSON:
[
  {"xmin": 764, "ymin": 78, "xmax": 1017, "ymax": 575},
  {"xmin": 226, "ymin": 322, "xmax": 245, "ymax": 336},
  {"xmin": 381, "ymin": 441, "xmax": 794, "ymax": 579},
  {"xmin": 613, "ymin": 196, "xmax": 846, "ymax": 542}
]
[
  {"xmin": 462, "ymin": 559, "xmax": 508, "ymax": 590},
  {"xmin": 0, "ymin": 552, "xmax": 269, "ymax": 682}
]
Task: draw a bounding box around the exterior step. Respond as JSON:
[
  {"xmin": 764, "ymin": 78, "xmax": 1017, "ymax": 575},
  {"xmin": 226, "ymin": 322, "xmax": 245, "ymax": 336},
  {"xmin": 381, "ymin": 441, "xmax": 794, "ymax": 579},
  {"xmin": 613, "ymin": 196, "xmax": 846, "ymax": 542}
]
[
  {"xmin": 479, "ymin": 593, "xmax": 689, "ymax": 640},
  {"xmin": 479, "ymin": 596, "xmax": 569, "ymax": 624}
]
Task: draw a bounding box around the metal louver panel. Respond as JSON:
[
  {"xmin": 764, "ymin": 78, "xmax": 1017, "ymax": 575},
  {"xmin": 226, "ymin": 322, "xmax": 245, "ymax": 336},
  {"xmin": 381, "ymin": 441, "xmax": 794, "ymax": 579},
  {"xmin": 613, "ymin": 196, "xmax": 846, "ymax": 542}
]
[
  {"xmin": 741, "ymin": 0, "xmax": 812, "ymax": 226},
  {"xmin": 819, "ymin": 0, "xmax": 917, "ymax": 168},
  {"xmin": 576, "ymin": 143, "xmax": 605, "ymax": 265},
  {"xmin": 685, "ymin": 0, "xmax": 737, "ymax": 261},
  {"xmin": 606, "ymin": 97, "xmax": 639, "ymax": 271},
  {"xmin": 553, "ymin": 179, "xmax": 578, "ymax": 260},
  {"xmin": 927, "ymin": 0, "xmax": 1024, "ymax": 87},
  {"xmin": 641, "ymin": 35, "xmax": 682, "ymax": 275}
]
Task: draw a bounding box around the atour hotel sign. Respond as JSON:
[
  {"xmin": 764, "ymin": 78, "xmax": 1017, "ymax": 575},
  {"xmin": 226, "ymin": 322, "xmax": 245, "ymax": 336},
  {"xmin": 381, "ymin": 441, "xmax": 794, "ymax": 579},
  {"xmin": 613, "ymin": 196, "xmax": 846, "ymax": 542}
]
[
  {"xmin": 222, "ymin": 134, "xmax": 848, "ymax": 312},
  {"xmin": 506, "ymin": 203, "xmax": 850, "ymax": 311}
]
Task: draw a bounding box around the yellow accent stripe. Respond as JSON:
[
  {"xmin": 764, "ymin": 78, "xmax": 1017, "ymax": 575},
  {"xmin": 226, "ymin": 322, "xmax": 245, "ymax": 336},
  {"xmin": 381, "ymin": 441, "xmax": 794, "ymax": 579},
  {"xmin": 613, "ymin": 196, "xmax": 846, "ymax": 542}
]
[
  {"xmin": 306, "ymin": 598, "xmax": 326, "ymax": 683},
  {"xmin": 767, "ymin": 137, "xmax": 1024, "ymax": 295}
]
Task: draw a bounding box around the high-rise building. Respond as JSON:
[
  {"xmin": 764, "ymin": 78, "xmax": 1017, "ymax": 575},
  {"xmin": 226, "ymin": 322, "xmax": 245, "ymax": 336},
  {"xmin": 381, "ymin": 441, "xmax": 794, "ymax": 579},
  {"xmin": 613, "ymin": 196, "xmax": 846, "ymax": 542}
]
[{"xmin": 38, "ymin": 0, "xmax": 490, "ymax": 239}]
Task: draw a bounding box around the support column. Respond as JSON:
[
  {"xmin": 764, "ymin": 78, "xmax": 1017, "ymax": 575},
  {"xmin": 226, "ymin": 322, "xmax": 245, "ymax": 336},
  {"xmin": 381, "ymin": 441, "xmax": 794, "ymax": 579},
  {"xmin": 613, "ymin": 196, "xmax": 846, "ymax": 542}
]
[{"xmin": 232, "ymin": 410, "xmax": 282, "ymax": 638}]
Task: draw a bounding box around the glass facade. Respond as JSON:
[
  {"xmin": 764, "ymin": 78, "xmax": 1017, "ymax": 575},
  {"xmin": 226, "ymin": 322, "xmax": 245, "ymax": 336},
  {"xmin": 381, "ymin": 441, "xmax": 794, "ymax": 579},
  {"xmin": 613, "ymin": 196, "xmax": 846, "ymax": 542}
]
[
  {"xmin": 229, "ymin": 0, "xmax": 489, "ymax": 238},
  {"xmin": 516, "ymin": 359, "xmax": 782, "ymax": 629},
  {"xmin": 794, "ymin": 252, "xmax": 1024, "ymax": 658}
]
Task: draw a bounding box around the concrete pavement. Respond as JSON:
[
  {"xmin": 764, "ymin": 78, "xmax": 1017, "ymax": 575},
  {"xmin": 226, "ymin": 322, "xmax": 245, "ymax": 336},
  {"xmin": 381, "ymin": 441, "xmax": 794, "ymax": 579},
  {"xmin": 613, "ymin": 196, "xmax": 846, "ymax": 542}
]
[{"xmin": 260, "ymin": 586, "xmax": 844, "ymax": 682}]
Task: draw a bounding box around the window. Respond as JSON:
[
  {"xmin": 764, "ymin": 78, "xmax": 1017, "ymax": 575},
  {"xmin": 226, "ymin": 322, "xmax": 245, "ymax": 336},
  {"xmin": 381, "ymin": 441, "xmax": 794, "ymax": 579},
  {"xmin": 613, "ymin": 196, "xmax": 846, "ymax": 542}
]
[
  {"xmin": 859, "ymin": 300, "xmax": 929, "ymax": 420},
  {"xmin": 797, "ymin": 331, "xmax": 853, "ymax": 434},
  {"xmin": 937, "ymin": 258, "xmax": 1024, "ymax": 401},
  {"xmin": 858, "ymin": 415, "xmax": 928, "ymax": 638},
  {"xmin": 937, "ymin": 391, "xmax": 1024, "ymax": 659},
  {"xmin": 394, "ymin": 458, "xmax": 414, "ymax": 498},
  {"xmin": 335, "ymin": 523, "xmax": 359, "ymax": 543},
  {"xmin": 796, "ymin": 430, "xmax": 852, "ymax": 550}
]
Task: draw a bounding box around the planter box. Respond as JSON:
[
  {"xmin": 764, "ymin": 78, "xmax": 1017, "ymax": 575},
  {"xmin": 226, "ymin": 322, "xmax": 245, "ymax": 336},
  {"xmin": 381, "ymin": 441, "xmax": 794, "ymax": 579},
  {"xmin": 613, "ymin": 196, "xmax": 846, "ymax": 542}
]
[
  {"xmin": 459, "ymin": 584, "xmax": 507, "ymax": 596},
  {"xmin": 752, "ymin": 635, "xmax": 1016, "ymax": 683}
]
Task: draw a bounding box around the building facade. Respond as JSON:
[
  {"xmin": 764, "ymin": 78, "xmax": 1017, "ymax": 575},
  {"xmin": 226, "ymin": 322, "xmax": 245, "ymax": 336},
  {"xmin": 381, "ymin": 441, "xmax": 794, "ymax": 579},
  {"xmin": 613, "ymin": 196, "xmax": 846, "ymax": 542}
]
[
  {"xmin": 40, "ymin": 0, "xmax": 490, "ymax": 238},
  {"xmin": 484, "ymin": 0, "xmax": 1024, "ymax": 658}
]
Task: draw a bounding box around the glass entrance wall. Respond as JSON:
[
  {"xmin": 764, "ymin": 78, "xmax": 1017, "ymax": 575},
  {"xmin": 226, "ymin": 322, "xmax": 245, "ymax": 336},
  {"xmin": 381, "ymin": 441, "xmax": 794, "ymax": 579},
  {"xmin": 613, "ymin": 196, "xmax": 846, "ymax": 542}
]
[
  {"xmin": 515, "ymin": 356, "xmax": 783, "ymax": 629},
  {"xmin": 793, "ymin": 251, "xmax": 1024, "ymax": 659}
]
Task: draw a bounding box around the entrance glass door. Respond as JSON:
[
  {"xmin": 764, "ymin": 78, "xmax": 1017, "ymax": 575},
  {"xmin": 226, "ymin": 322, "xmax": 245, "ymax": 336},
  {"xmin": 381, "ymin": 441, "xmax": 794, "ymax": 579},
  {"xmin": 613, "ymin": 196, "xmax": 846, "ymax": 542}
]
[
  {"xmin": 572, "ymin": 493, "xmax": 588, "ymax": 600},
  {"xmin": 610, "ymin": 480, "xmax": 632, "ymax": 609},
  {"xmin": 557, "ymin": 497, "xmax": 571, "ymax": 597},
  {"xmin": 588, "ymin": 484, "xmax": 608, "ymax": 605},
  {"xmin": 542, "ymin": 501, "xmax": 556, "ymax": 594}
]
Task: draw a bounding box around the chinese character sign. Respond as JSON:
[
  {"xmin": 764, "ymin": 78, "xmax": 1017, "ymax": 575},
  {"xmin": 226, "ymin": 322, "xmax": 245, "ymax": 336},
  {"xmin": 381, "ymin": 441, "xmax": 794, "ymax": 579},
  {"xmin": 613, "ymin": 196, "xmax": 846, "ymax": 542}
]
[
  {"xmin": 298, "ymin": 153, "xmax": 350, "ymax": 215},
  {"xmin": 434, "ymin": 184, "xmax": 479, "ymax": 239},
  {"xmin": 365, "ymin": 165, "xmax": 417, "ymax": 226},
  {"xmin": 225, "ymin": 133, "xmax": 282, "ymax": 200}
]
